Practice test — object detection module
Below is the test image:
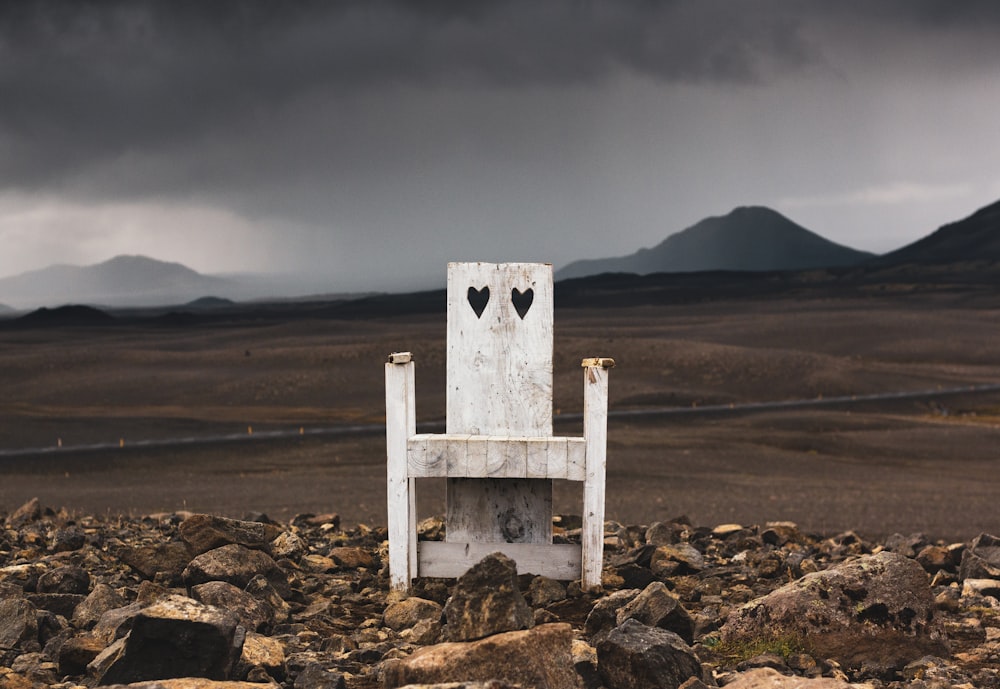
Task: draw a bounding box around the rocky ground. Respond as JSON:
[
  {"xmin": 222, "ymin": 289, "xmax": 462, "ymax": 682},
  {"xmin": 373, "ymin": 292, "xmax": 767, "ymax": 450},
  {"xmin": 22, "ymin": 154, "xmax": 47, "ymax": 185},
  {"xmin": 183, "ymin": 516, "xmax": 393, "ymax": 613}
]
[{"xmin": 2, "ymin": 497, "xmax": 1000, "ymax": 689}]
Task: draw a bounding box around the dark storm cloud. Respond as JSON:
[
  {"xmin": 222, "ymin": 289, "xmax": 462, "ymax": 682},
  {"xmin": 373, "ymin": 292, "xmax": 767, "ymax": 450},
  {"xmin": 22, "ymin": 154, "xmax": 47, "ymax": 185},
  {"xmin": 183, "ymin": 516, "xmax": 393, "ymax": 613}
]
[{"xmin": 0, "ymin": 0, "xmax": 822, "ymax": 187}]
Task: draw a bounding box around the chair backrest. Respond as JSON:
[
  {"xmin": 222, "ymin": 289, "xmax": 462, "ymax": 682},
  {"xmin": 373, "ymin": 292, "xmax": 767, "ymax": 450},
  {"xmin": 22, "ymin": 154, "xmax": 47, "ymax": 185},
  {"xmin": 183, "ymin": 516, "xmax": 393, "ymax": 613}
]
[{"xmin": 446, "ymin": 262, "xmax": 553, "ymax": 437}]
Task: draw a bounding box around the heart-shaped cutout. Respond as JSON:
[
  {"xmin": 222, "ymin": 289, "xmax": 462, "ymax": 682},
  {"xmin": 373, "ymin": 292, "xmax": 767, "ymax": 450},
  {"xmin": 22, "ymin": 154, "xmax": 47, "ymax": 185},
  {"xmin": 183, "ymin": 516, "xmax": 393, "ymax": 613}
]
[
  {"xmin": 511, "ymin": 287, "xmax": 533, "ymax": 319},
  {"xmin": 467, "ymin": 285, "xmax": 490, "ymax": 318}
]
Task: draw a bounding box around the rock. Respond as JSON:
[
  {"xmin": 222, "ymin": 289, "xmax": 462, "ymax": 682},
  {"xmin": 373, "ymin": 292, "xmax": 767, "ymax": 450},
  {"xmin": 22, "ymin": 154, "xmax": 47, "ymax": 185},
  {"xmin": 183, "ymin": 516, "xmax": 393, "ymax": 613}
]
[
  {"xmin": 328, "ymin": 546, "xmax": 374, "ymax": 569},
  {"xmin": 182, "ymin": 544, "xmax": 288, "ymax": 595},
  {"xmin": 962, "ymin": 578, "xmax": 1000, "ymax": 599},
  {"xmin": 916, "ymin": 545, "xmax": 953, "ymax": 574},
  {"xmin": 9, "ymin": 497, "xmax": 42, "ymax": 526},
  {"xmin": 179, "ymin": 513, "xmax": 284, "ymax": 556},
  {"xmin": 90, "ymin": 594, "xmax": 245, "ymax": 685},
  {"xmin": 244, "ymin": 575, "xmax": 290, "ymax": 626},
  {"xmin": 960, "ymin": 533, "xmax": 1000, "ymax": 581},
  {"xmin": 58, "ymin": 633, "xmax": 106, "ymax": 676},
  {"xmin": 645, "ymin": 522, "xmax": 676, "ymax": 546},
  {"xmin": 761, "ymin": 522, "xmax": 802, "ymax": 547},
  {"xmin": 98, "ymin": 681, "xmax": 280, "ymax": 688},
  {"xmin": 442, "ymin": 552, "xmax": 533, "ymax": 641},
  {"xmin": 383, "ymin": 622, "xmax": 580, "ymax": 689},
  {"xmin": 120, "ymin": 542, "xmax": 195, "ymax": 582},
  {"xmin": 293, "ymin": 662, "xmax": 345, "ymax": 689},
  {"xmin": 192, "ymin": 581, "xmax": 276, "ymax": 632},
  {"xmin": 615, "ymin": 582, "xmax": 695, "ymax": 645},
  {"xmin": 73, "ymin": 582, "xmax": 128, "ymax": 629},
  {"xmin": 0, "ymin": 596, "xmax": 38, "ymax": 650},
  {"xmin": 651, "ymin": 543, "xmax": 704, "ymax": 576},
  {"xmin": 94, "ymin": 602, "xmax": 147, "ymax": 644},
  {"xmin": 50, "ymin": 525, "xmax": 86, "ymax": 552},
  {"xmin": 528, "ymin": 576, "xmax": 567, "ymax": 607},
  {"xmin": 596, "ymin": 619, "xmax": 702, "ymax": 689},
  {"xmin": 584, "ymin": 589, "xmax": 641, "ymax": 643},
  {"xmin": 269, "ymin": 531, "xmax": 306, "ymax": 560},
  {"xmin": 26, "ymin": 592, "xmax": 86, "ymax": 618},
  {"xmin": 236, "ymin": 631, "xmax": 286, "ymax": 682},
  {"xmin": 9, "ymin": 651, "xmax": 59, "ymax": 685},
  {"xmin": 719, "ymin": 551, "xmax": 949, "ymax": 673},
  {"xmin": 384, "ymin": 597, "xmax": 443, "ymax": 632},
  {"xmin": 721, "ymin": 667, "xmax": 859, "ymax": 688},
  {"xmin": 36, "ymin": 565, "xmax": 90, "ymax": 594},
  {"xmin": 389, "ymin": 683, "xmax": 517, "ymax": 689}
]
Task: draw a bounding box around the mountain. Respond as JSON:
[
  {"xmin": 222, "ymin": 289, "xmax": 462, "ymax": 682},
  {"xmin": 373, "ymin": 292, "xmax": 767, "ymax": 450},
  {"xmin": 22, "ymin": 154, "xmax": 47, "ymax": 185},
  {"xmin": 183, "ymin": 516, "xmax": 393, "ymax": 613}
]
[
  {"xmin": 871, "ymin": 198, "xmax": 1000, "ymax": 266},
  {"xmin": 556, "ymin": 206, "xmax": 874, "ymax": 280},
  {"xmin": 0, "ymin": 255, "xmax": 232, "ymax": 309},
  {"xmin": 0, "ymin": 303, "xmax": 14, "ymax": 315}
]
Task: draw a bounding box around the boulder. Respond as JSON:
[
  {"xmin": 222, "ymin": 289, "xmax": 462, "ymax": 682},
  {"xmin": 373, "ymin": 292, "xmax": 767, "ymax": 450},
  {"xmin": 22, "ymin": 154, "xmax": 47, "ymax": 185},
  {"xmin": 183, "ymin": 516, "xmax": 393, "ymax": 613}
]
[
  {"xmin": 179, "ymin": 514, "xmax": 284, "ymax": 556},
  {"xmin": 384, "ymin": 597, "xmax": 443, "ymax": 632},
  {"xmin": 596, "ymin": 619, "xmax": 702, "ymax": 689},
  {"xmin": 721, "ymin": 667, "xmax": 859, "ymax": 688},
  {"xmin": 0, "ymin": 596, "xmax": 38, "ymax": 650},
  {"xmin": 98, "ymin": 681, "xmax": 280, "ymax": 688},
  {"xmin": 584, "ymin": 589, "xmax": 641, "ymax": 643},
  {"xmin": 383, "ymin": 622, "xmax": 580, "ymax": 689},
  {"xmin": 328, "ymin": 546, "xmax": 374, "ymax": 569},
  {"xmin": 719, "ymin": 551, "xmax": 948, "ymax": 672},
  {"xmin": 616, "ymin": 582, "xmax": 695, "ymax": 645},
  {"xmin": 36, "ymin": 565, "xmax": 90, "ymax": 594},
  {"xmin": 182, "ymin": 544, "xmax": 288, "ymax": 595},
  {"xmin": 9, "ymin": 497, "xmax": 42, "ymax": 526},
  {"xmin": 442, "ymin": 552, "xmax": 533, "ymax": 641},
  {"xmin": 236, "ymin": 631, "xmax": 286, "ymax": 682},
  {"xmin": 27, "ymin": 592, "xmax": 86, "ymax": 618},
  {"xmin": 73, "ymin": 582, "xmax": 127, "ymax": 629},
  {"xmin": 57, "ymin": 633, "xmax": 106, "ymax": 676},
  {"xmin": 120, "ymin": 542, "xmax": 195, "ymax": 581},
  {"xmin": 90, "ymin": 594, "xmax": 245, "ymax": 685},
  {"xmin": 959, "ymin": 533, "xmax": 1000, "ymax": 581},
  {"xmin": 191, "ymin": 581, "xmax": 276, "ymax": 632},
  {"xmin": 528, "ymin": 576, "xmax": 567, "ymax": 607}
]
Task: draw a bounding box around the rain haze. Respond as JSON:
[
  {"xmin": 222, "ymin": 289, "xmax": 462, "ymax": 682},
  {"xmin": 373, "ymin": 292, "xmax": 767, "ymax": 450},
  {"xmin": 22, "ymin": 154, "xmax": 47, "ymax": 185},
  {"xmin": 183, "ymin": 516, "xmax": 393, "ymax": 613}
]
[{"xmin": 2, "ymin": 0, "xmax": 1000, "ymax": 293}]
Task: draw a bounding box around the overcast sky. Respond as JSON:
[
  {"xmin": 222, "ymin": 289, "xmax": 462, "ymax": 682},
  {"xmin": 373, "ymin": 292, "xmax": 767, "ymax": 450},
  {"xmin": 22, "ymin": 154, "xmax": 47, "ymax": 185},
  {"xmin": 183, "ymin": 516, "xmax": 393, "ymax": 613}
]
[{"xmin": 2, "ymin": 1, "xmax": 1000, "ymax": 291}]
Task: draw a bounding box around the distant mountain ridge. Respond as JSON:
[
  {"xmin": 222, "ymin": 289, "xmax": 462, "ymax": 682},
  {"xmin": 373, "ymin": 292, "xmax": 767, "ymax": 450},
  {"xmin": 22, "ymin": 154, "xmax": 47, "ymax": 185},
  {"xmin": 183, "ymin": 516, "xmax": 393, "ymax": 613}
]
[
  {"xmin": 557, "ymin": 206, "xmax": 874, "ymax": 280},
  {"xmin": 871, "ymin": 198, "xmax": 1000, "ymax": 266},
  {"xmin": 0, "ymin": 255, "xmax": 232, "ymax": 309}
]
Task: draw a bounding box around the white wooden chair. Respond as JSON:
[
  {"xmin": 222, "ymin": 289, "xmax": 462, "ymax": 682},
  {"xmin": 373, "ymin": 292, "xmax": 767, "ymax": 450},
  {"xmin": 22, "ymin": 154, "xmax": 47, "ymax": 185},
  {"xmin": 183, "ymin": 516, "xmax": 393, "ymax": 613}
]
[{"xmin": 385, "ymin": 262, "xmax": 613, "ymax": 592}]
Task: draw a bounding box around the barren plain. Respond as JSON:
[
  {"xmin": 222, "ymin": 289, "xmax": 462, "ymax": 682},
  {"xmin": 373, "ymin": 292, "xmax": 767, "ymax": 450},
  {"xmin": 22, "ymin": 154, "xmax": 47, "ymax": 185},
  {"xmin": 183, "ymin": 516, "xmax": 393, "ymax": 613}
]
[{"xmin": 1, "ymin": 288, "xmax": 999, "ymax": 542}]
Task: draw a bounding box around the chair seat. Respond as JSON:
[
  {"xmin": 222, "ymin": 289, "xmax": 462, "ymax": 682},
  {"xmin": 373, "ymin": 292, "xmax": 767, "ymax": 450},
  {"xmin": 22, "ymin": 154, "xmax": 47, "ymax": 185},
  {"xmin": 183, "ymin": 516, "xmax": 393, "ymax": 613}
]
[{"xmin": 407, "ymin": 433, "xmax": 587, "ymax": 479}]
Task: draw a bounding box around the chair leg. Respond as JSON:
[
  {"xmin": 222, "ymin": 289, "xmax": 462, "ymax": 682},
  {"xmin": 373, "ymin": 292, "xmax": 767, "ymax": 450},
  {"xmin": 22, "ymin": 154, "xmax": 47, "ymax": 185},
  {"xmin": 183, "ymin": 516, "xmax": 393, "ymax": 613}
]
[
  {"xmin": 386, "ymin": 357, "xmax": 416, "ymax": 591},
  {"xmin": 582, "ymin": 362, "xmax": 611, "ymax": 591}
]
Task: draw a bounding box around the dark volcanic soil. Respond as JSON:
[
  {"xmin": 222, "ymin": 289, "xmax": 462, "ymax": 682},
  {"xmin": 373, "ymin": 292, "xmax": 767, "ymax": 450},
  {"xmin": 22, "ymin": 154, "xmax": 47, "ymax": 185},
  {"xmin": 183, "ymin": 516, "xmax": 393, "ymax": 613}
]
[{"xmin": 2, "ymin": 291, "xmax": 1000, "ymax": 543}]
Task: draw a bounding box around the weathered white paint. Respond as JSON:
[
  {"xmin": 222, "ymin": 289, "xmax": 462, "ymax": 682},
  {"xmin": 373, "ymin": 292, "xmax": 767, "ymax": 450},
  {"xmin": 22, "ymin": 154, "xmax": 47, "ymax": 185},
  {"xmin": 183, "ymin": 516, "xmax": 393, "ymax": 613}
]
[
  {"xmin": 407, "ymin": 434, "xmax": 586, "ymax": 479},
  {"xmin": 385, "ymin": 355, "xmax": 416, "ymax": 591},
  {"xmin": 446, "ymin": 262, "xmax": 553, "ymax": 435},
  {"xmin": 582, "ymin": 360, "xmax": 613, "ymax": 591},
  {"xmin": 418, "ymin": 541, "xmax": 582, "ymax": 579},
  {"xmin": 445, "ymin": 477, "xmax": 553, "ymax": 544},
  {"xmin": 446, "ymin": 262, "xmax": 555, "ymax": 546},
  {"xmin": 384, "ymin": 263, "xmax": 612, "ymax": 589}
]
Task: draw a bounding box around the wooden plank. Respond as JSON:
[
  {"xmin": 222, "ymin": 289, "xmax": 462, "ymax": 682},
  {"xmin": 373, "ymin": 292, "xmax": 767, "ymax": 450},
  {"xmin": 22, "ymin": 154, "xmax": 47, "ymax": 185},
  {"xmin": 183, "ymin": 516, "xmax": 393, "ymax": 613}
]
[
  {"xmin": 526, "ymin": 436, "xmax": 555, "ymax": 479},
  {"xmin": 566, "ymin": 438, "xmax": 587, "ymax": 481},
  {"xmin": 446, "ymin": 478, "xmax": 552, "ymax": 543},
  {"xmin": 407, "ymin": 435, "xmax": 585, "ymax": 479},
  {"xmin": 419, "ymin": 541, "xmax": 581, "ymax": 580},
  {"xmin": 581, "ymin": 362, "xmax": 610, "ymax": 592},
  {"xmin": 446, "ymin": 262, "xmax": 553, "ymax": 436},
  {"xmin": 385, "ymin": 358, "xmax": 416, "ymax": 591}
]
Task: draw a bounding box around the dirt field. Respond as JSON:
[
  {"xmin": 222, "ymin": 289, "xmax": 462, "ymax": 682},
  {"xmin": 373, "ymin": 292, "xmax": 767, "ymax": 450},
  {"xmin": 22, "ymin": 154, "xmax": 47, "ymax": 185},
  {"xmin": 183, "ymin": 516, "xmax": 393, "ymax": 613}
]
[{"xmin": 2, "ymin": 290, "xmax": 1000, "ymax": 542}]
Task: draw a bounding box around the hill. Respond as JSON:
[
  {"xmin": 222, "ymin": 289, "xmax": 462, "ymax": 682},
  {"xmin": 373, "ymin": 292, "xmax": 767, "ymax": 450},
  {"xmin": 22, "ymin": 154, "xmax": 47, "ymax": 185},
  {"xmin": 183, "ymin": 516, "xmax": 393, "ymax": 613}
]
[
  {"xmin": 15, "ymin": 304, "xmax": 115, "ymax": 326},
  {"xmin": 871, "ymin": 198, "xmax": 1000, "ymax": 266},
  {"xmin": 556, "ymin": 206, "xmax": 874, "ymax": 280},
  {"xmin": 0, "ymin": 255, "xmax": 232, "ymax": 309}
]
